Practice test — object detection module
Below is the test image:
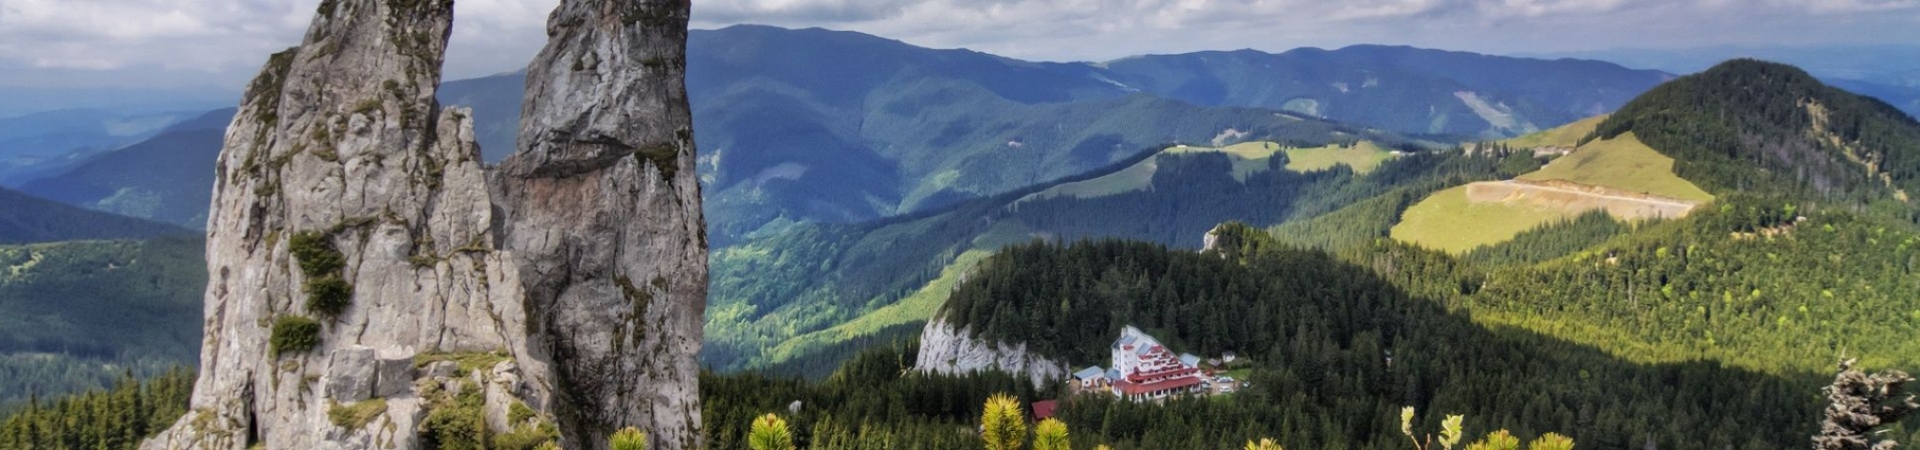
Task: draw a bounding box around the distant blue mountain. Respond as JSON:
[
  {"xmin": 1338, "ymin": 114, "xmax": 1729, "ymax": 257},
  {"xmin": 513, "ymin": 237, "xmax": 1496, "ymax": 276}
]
[
  {"xmin": 439, "ymin": 25, "xmax": 1671, "ymax": 244},
  {"xmin": 0, "ymin": 109, "xmax": 207, "ymax": 185},
  {"xmin": 19, "ymin": 109, "xmax": 234, "ymax": 228},
  {"xmin": 0, "ymin": 184, "xmax": 190, "ymax": 245}
]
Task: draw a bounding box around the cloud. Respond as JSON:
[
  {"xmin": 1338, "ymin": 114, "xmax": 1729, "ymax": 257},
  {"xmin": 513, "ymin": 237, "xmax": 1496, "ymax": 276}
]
[{"xmin": 0, "ymin": 0, "xmax": 1915, "ymax": 90}]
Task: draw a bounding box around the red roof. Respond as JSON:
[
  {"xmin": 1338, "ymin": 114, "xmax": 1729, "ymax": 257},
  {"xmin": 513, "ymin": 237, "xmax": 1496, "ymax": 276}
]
[
  {"xmin": 1126, "ymin": 367, "xmax": 1200, "ymax": 383},
  {"xmin": 1032, "ymin": 400, "xmax": 1058, "ymax": 420},
  {"xmin": 1113, "ymin": 376, "xmax": 1206, "ymax": 395}
]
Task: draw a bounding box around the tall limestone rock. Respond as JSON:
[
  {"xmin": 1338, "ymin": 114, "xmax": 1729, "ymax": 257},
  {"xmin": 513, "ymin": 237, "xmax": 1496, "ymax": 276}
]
[
  {"xmin": 496, "ymin": 0, "xmax": 707, "ymax": 448},
  {"xmin": 140, "ymin": 0, "xmax": 705, "ymax": 449}
]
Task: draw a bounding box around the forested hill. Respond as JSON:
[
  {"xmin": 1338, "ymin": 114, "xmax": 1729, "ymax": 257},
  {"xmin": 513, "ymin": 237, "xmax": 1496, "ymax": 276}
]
[
  {"xmin": 929, "ymin": 226, "xmax": 1861, "ymax": 448},
  {"xmin": 0, "ymin": 186, "xmax": 191, "ymax": 244},
  {"xmin": 1595, "ymin": 59, "xmax": 1920, "ymax": 207}
]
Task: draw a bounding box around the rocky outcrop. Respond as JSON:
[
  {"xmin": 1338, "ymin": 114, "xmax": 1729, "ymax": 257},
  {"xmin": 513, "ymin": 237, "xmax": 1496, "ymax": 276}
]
[
  {"xmin": 141, "ymin": 0, "xmax": 704, "ymax": 449},
  {"xmin": 914, "ymin": 315, "xmax": 1067, "ymax": 389},
  {"xmin": 495, "ymin": 0, "xmax": 707, "ymax": 448}
]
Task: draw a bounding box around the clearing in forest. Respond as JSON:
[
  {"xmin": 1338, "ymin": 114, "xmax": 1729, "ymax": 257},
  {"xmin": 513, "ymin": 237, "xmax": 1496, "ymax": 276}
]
[{"xmin": 1392, "ymin": 127, "xmax": 1712, "ymax": 253}]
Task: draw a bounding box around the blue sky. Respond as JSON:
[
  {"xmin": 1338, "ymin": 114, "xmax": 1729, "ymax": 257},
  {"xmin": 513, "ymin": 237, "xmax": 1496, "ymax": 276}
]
[{"xmin": 0, "ymin": 0, "xmax": 1916, "ymax": 91}]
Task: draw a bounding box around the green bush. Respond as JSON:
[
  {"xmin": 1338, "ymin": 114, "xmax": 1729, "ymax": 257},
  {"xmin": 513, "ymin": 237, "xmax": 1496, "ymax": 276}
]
[
  {"xmin": 291, "ymin": 230, "xmax": 354, "ymax": 319},
  {"xmin": 611, "ymin": 427, "xmax": 649, "ymax": 450},
  {"xmin": 269, "ymin": 316, "xmax": 322, "ymax": 357},
  {"xmin": 422, "ymin": 380, "xmax": 487, "ymax": 450},
  {"xmin": 289, "ymin": 231, "xmax": 345, "ymax": 277},
  {"xmin": 305, "ymin": 275, "xmax": 353, "ymax": 318}
]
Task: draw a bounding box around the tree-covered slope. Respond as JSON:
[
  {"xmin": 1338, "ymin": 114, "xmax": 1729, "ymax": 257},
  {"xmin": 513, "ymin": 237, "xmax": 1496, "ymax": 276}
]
[
  {"xmin": 0, "ymin": 187, "xmax": 191, "ymax": 245},
  {"xmin": 705, "ymin": 135, "xmax": 1537, "ymax": 373},
  {"xmin": 1264, "ymin": 60, "xmax": 1920, "ymax": 376},
  {"xmin": 0, "ymin": 237, "xmax": 205, "ymax": 407},
  {"xmin": 1594, "ymin": 59, "xmax": 1920, "ymax": 206},
  {"xmin": 928, "ymin": 231, "xmax": 1867, "ymax": 449}
]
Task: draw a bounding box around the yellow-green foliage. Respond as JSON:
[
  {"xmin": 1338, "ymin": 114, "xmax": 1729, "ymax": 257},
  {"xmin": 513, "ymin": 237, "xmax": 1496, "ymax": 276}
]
[
  {"xmin": 1394, "ymin": 130, "xmax": 1713, "ymax": 253},
  {"xmin": 1501, "ymin": 115, "xmax": 1607, "ymax": 149},
  {"xmin": 1390, "ymin": 185, "xmax": 1582, "ymax": 254},
  {"xmin": 981, "ymin": 393, "xmax": 1027, "ymax": 450},
  {"xmin": 1526, "ymin": 433, "xmax": 1575, "ymax": 450},
  {"xmin": 1244, "ymin": 438, "xmax": 1285, "ymax": 450},
  {"xmin": 1399, "ymin": 407, "xmax": 1466, "ymax": 450},
  {"xmin": 610, "ymin": 427, "xmax": 649, "ymax": 450},
  {"xmin": 1034, "ymin": 418, "xmax": 1071, "ymax": 450},
  {"xmin": 1464, "ymin": 430, "xmax": 1520, "ymax": 450},
  {"xmin": 763, "ymin": 250, "xmax": 991, "ymax": 365},
  {"xmin": 1169, "ymin": 141, "xmax": 1288, "ymax": 180},
  {"xmin": 1284, "ymin": 141, "xmax": 1396, "ymax": 174},
  {"xmin": 748, "ymin": 414, "xmax": 794, "ymax": 450},
  {"xmin": 1518, "ymin": 132, "xmax": 1713, "ymax": 202},
  {"xmin": 327, "ymin": 399, "xmax": 387, "ymax": 430}
]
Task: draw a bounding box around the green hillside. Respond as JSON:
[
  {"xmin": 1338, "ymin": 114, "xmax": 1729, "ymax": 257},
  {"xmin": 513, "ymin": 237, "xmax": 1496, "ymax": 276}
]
[
  {"xmin": 1281, "ymin": 141, "xmax": 1399, "ymax": 173},
  {"xmin": 0, "ymin": 186, "xmax": 191, "ymax": 245},
  {"xmin": 1516, "ymin": 132, "xmax": 1714, "ymax": 202},
  {"xmin": 1274, "ymin": 60, "xmax": 1920, "ymax": 377},
  {"xmin": 1596, "ymin": 59, "xmax": 1920, "ymax": 204},
  {"xmin": 928, "ymin": 231, "xmax": 1852, "ymax": 449},
  {"xmin": 0, "ymin": 237, "xmax": 205, "ymax": 407},
  {"xmin": 1392, "ymin": 116, "xmax": 1717, "ymax": 254},
  {"xmin": 1389, "ymin": 184, "xmax": 1584, "ymax": 254},
  {"xmin": 705, "ymin": 140, "xmax": 1533, "ymax": 373}
]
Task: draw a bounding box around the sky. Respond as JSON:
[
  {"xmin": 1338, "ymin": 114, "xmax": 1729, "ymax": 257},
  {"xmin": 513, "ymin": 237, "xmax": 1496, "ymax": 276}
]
[{"xmin": 1, "ymin": 0, "xmax": 1917, "ymax": 94}]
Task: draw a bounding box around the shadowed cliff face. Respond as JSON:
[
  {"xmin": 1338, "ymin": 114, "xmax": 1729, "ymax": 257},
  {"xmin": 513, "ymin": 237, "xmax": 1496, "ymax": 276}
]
[
  {"xmin": 496, "ymin": 0, "xmax": 707, "ymax": 449},
  {"xmin": 140, "ymin": 0, "xmax": 706, "ymax": 449}
]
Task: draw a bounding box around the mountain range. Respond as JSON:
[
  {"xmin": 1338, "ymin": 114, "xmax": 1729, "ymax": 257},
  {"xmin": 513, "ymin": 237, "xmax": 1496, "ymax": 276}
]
[
  {"xmin": 5, "ymin": 23, "xmax": 1918, "ymax": 400},
  {"xmin": 12, "ymin": 25, "xmax": 1679, "ymax": 248}
]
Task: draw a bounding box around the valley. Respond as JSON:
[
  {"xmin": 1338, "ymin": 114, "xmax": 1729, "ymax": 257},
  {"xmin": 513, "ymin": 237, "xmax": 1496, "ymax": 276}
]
[{"xmin": 2, "ymin": 6, "xmax": 1920, "ymax": 448}]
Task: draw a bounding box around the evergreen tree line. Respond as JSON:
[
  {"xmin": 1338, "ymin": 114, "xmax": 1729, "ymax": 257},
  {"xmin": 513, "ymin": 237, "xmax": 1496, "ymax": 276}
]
[
  {"xmin": 707, "ymin": 143, "xmax": 1532, "ymax": 372},
  {"xmin": 0, "ymin": 368, "xmax": 193, "ymax": 450},
  {"xmin": 1593, "ymin": 59, "xmax": 1920, "ymax": 213},
  {"xmin": 921, "ymin": 232, "xmax": 1895, "ymax": 448}
]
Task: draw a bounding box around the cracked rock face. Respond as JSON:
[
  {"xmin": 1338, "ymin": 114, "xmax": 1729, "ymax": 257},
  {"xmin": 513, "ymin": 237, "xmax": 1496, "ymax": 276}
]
[
  {"xmin": 141, "ymin": 0, "xmax": 705, "ymax": 449},
  {"xmin": 915, "ymin": 315, "xmax": 1067, "ymax": 389},
  {"xmin": 496, "ymin": 0, "xmax": 707, "ymax": 448}
]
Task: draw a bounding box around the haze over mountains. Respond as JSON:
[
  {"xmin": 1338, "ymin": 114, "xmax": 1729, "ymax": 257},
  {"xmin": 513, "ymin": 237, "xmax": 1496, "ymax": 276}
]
[{"xmin": 6, "ymin": 25, "xmax": 1688, "ymax": 246}]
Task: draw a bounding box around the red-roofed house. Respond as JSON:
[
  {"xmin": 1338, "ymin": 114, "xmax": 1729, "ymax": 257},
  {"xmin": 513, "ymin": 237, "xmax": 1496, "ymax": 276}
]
[
  {"xmin": 1032, "ymin": 400, "xmax": 1058, "ymax": 420},
  {"xmin": 1105, "ymin": 326, "xmax": 1209, "ymax": 401}
]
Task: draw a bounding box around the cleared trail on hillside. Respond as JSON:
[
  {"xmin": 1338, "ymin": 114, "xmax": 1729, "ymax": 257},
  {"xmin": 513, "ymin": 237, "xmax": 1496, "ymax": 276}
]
[{"xmin": 1465, "ymin": 179, "xmax": 1699, "ymax": 220}]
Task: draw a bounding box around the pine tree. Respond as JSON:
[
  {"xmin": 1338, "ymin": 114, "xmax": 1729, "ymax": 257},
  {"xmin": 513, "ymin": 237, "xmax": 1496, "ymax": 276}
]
[
  {"xmin": 982, "ymin": 393, "xmax": 1027, "ymax": 450},
  {"xmin": 749, "ymin": 414, "xmax": 795, "ymax": 450},
  {"xmin": 1034, "ymin": 418, "xmax": 1071, "ymax": 450},
  {"xmin": 610, "ymin": 427, "xmax": 648, "ymax": 450}
]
